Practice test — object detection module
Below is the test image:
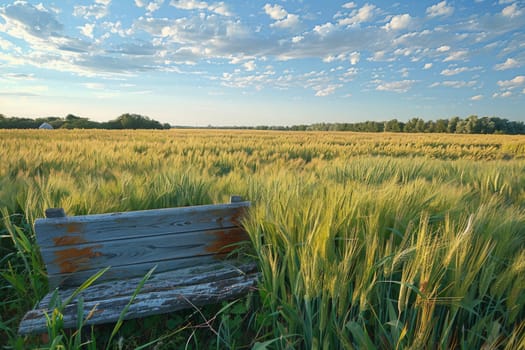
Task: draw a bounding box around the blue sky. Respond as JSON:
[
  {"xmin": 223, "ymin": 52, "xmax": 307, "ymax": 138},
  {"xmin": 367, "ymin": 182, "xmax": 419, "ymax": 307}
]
[{"xmin": 0, "ymin": 0, "xmax": 524, "ymax": 126}]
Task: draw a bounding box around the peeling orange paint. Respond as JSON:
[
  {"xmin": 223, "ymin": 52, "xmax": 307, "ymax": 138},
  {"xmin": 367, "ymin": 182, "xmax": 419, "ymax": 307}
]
[
  {"xmin": 206, "ymin": 228, "xmax": 249, "ymax": 255},
  {"xmin": 53, "ymin": 235, "xmax": 87, "ymax": 246},
  {"xmin": 54, "ymin": 246, "xmax": 103, "ymax": 273},
  {"xmin": 66, "ymin": 223, "xmax": 83, "ymax": 233}
]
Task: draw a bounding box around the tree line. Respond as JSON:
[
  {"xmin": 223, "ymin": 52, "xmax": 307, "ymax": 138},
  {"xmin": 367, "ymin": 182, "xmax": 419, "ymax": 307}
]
[
  {"xmin": 0, "ymin": 113, "xmax": 171, "ymax": 130},
  {"xmin": 249, "ymin": 115, "xmax": 524, "ymax": 134},
  {"xmin": 1, "ymin": 113, "xmax": 524, "ymax": 134}
]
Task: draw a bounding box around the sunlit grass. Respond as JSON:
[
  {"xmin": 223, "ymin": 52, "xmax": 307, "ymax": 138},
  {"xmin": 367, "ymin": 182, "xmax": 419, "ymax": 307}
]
[{"xmin": 1, "ymin": 129, "xmax": 524, "ymax": 348}]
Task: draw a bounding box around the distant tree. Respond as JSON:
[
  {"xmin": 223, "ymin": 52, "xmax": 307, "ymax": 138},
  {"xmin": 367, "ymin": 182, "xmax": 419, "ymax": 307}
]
[
  {"xmin": 448, "ymin": 116, "xmax": 460, "ymax": 133},
  {"xmin": 434, "ymin": 119, "xmax": 448, "ymax": 133},
  {"xmin": 113, "ymin": 113, "xmax": 164, "ymax": 129},
  {"xmin": 403, "ymin": 118, "xmax": 418, "ymax": 132},
  {"xmin": 384, "ymin": 119, "xmax": 403, "ymax": 132}
]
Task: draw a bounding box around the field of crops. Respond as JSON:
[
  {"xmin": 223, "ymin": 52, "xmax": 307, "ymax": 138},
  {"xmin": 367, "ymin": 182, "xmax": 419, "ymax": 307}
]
[{"xmin": 1, "ymin": 129, "xmax": 524, "ymax": 349}]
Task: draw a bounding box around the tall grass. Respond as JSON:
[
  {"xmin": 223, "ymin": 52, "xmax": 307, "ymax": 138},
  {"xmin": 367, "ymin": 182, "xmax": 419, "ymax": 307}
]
[{"xmin": 1, "ymin": 129, "xmax": 524, "ymax": 348}]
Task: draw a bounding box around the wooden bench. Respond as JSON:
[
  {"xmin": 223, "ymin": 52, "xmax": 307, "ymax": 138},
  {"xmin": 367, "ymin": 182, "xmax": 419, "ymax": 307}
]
[{"xmin": 19, "ymin": 196, "xmax": 257, "ymax": 335}]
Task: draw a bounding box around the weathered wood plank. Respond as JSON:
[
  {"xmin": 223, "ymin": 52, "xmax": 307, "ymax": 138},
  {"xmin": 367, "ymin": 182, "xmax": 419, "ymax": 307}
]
[
  {"xmin": 35, "ymin": 202, "xmax": 250, "ymax": 248},
  {"xmin": 40, "ymin": 227, "xmax": 248, "ymax": 275},
  {"xmin": 19, "ymin": 272, "xmax": 259, "ymax": 335},
  {"xmin": 46, "ymin": 252, "xmax": 252, "ymax": 289},
  {"xmin": 41, "ymin": 261, "xmax": 258, "ymax": 306}
]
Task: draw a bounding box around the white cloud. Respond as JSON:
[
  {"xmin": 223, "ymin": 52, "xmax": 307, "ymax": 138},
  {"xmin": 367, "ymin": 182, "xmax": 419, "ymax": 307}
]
[
  {"xmin": 243, "ymin": 60, "xmax": 256, "ymax": 71},
  {"xmin": 492, "ymin": 91, "xmax": 512, "ymax": 98},
  {"xmin": 430, "ymin": 80, "xmax": 477, "ymax": 88},
  {"xmin": 138, "ymin": 0, "xmax": 164, "ymax": 13},
  {"xmin": 263, "ymin": 4, "xmax": 299, "ymax": 29},
  {"xmin": 423, "ymin": 63, "xmax": 433, "ymax": 69},
  {"xmin": 426, "ymin": 1, "xmax": 454, "ymax": 17},
  {"xmin": 73, "ymin": 3, "xmax": 109, "ymax": 19},
  {"xmin": 170, "ymin": 0, "xmax": 231, "ymax": 16},
  {"xmin": 443, "ymin": 50, "xmax": 468, "ymax": 62},
  {"xmin": 79, "ymin": 23, "xmax": 95, "ymax": 38},
  {"xmin": 291, "ymin": 35, "xmax": 303, "ymax": 43},
  {"xmin": 470, "ymin": 94, "xmax": 483, "ymax": 100},
  {"xmin": 322, "ymin": 51, "xmax": 360, "ymax": 65},
  {"xmin": 263, "ymin": 4, "xmax": 287, "ymax": 20},
  {"xmin": 349, "ymin": 51, "xmax": 360, "ymax": 65},
  {"xmin": 436, "ymin": 45, "xmax": 450, "ymax": 52},
  {"xmin": 497, "ymin": 75, "xmax": 525, "ymax": 89},
  {"xmin": 376, "ymin": 80, "xmax": 416, "ymax": 93},
  {"xmin": 440, "ymin": 67, "xmax": 469, "ymax": 76},
  {"xmin": 271, "ymin": 14, "xmax": 300, "ymax": 29},
  {"xmin": 313, "ymin": 22, "xmax": 335, "ymax": 36},
  {"xmin": 502, "ymin": 3, "xmax": 522, "ymax": 18},
  {"xmin": 96, "ymin": 0, "xmax": 112, "ymax": 5},
  {"xmin": 341, "ymin": 67, "xmax": 358, "ymax": 81},
  {"xmin": 494, "ymin": 57, "xmax": 520, "ymax": 70},
  {"xmin": 338, "ymin": 3, "xmax": 376, "ymax": 26},
  {"xmin": 342, "ymin": 2, "xmax": 356, "ymax": 9},
  {"xmin": 383, "ymin": 14, "xmax": 412, "ymax": 31},
  {"xmin": 315, "ymin": 85, "xmax": 341, "ymax": 97}
]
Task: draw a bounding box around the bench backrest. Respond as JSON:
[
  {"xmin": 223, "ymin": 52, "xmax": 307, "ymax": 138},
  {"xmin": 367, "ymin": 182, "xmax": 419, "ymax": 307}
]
[{"xmin": 35, "ymin": 198, "xmax": 250, "ymax": 289}]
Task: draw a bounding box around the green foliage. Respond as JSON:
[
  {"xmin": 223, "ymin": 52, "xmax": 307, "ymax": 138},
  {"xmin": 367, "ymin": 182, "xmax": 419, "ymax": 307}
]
[{"xmin": 0, "ymin": 113, "xmax": 170, "ymax": 130}]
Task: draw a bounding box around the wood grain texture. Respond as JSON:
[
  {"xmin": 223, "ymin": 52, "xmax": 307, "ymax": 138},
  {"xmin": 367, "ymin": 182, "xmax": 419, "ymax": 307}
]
[
  {"xmin": 47, "ymin": 253, "xmax": 234, "ymax": 289},
  {"xmin": 35, "ymin": 202, "xmax": 250, "ymax": 287},
  {"xmin": 35, "ymin": 201, "xmax": 250, "ymax": 248},
  {"xmin": 40, "ymin": 227, "xmax": 248, "ymax": 275},
  {"xmin": 19, "ymin": 262, "xmax": 259, "ymax": 335}
]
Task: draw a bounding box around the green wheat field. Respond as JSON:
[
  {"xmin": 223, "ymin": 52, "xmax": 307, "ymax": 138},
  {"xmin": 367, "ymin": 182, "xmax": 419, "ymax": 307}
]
[{"xmin": 1, "ymin": 129, "xmax": 524, "ymax": 349}]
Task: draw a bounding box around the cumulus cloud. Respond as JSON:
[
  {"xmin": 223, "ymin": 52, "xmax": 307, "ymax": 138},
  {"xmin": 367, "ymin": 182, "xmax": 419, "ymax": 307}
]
[
  {"xmin": 322, "ymin": 51, "xmax": 360, "ymax": 65},
  {"xmin": 338, "ymin": 3, "xmax": 376, "ymax": 26},
  {"xmin": 291, "ymin": 35, "xmax": 303, "ymax": 43},
  {"xmin": 170, "ymin": 0, "xmax": 231, "ymax": 16},
  {"xmin": 313, "ymin": 22, "xmax": 335, "ymax": 36},
  {"xmin": 243, "ymin": 60, "xmax": 256, "ymax": 71},
  {"xmin": 494, "ymin": 57, "xmax": 520, "ymax": 70},
  {"xmin": 272, "ymin": 14, "xmax": 300, "ymax": 29},
  {"xmin": 443, "ymin": 50, "xmax": 468, "ymax": 62},
  {"xmin": 376, "ymin": 80, "xmax": 416, "ymax": 93},
  {"xmin": 79, "ymin": 23, "xmax": 95, "ymax": 38},
  {"xmin": 383, "ymin": 14, "xmax": 412, "ymax": 31},
  {"xmin": 426, "ymin": 1, "xmax": 454, "ymax": 17},
  {"xmin": 349, "ymin": 51, "xmax": 360, "ymax": 65},
  {"xmin": 497, "ymin": 75, "xmax": 525, "ymax": 89},
  {"xmin": 263, "ymin": 4, "xmax": 300, "ymax": 29},
  {"xmin": 315, "ymin": 84, "xmax": 341, "ymax": 97},
  {"xmin": 342, "ymin": 2, "xmax": 356, "ymax": 9},
  {"xmin": 423, "ymin": 63, "xmax": 433, "ymax": 69},
  {"xmin": 501, "ymin": 3, "xmax": 522, "ymax": 18},
  {"xmin": 263, "ymin": 4, "xmax": 287, "ymax": 20},
  {"xmin": 73, "ymin": 2, "xmax": 109, "ymax": 19},
  {"xmin": 492, "ymin": 91, "xmax": 512, "ymax": 98},
  {"xmin": 470, "ymin": 94, "xmax": 483, "ymax": 100},
  {"xmin": 440, "ymin": 67, "xmax": 470, "ymax": 76},
  {"xmin": 436, "ymin": 45, "xmax": 450, "ymax": 52},
  {"xmin": 135, "ymin": 0, "xmax": 164, "ymax": 13}
]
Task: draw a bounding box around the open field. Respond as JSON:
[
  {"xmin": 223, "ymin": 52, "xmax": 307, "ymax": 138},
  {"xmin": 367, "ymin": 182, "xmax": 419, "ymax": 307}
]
[{"xmin": 1, "ymin": 129, "xmax": 525, "ymax": 349}]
